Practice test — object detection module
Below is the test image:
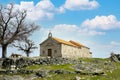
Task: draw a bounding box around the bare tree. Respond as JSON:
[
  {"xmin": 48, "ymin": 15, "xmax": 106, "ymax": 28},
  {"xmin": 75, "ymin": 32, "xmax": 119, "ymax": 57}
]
[
  {"xmin": 0, "ymin": 4, "xmax": 39, "ymax": 58},
  {"xmin": 14, "ymin": 38, "xmax": 37, "ymax": 57}
]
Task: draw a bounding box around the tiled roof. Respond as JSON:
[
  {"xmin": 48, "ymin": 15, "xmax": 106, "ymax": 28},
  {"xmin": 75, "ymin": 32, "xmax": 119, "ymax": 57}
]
[
  {"xmin": 52, "ymin": 37, "xmax": 85, "ymax": 48},
  {"xmin": 69, "ymin": 40, "xmax": 84, "ymax": 47}
]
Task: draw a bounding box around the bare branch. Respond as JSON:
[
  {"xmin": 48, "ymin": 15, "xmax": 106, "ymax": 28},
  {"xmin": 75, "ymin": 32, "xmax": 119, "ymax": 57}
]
[
  {"xmin": 14, "ymin": 38, "xmax": 37, "ymax": 57},
  {"xmin": 0, "ymin": 4, "xmax": 39, "ymax": 58}
]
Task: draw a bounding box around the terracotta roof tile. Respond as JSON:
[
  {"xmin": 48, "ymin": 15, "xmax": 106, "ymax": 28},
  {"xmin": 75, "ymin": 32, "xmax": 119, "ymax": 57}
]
[
  {"xmin": 53, "ymin": 37, "xmax": 85, "ymax": 48},
  {"xmin": 69, "ymin": 40, "xmax": 85, "ymax": 47}
]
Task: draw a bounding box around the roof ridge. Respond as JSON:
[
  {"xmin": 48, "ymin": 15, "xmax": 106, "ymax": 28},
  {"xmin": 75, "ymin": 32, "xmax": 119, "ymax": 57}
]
[
  {"xmin": 69, "ymin": 40, "xmax": 84, "ymax": 47},
  {"xmin": 52, "ymin": 37, "xmax": 83, "ymax": 47}
]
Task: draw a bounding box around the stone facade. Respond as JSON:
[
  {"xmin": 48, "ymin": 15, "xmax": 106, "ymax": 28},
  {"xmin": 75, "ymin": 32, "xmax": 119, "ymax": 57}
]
[
  {"xmin": 40, "ymin": 32, "xmax": 92, "ymax": 58},
  {"xmin": 40, "ymin": 37, "xmax": 62, "ymax": 58},
  {"xmin": 61, "ymin": 44, "xmax": 91, "ymax": 58}
]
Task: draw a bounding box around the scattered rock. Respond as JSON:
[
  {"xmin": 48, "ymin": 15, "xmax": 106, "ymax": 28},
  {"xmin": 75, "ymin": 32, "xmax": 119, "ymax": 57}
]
[
  {"xmin": 109, "ymin": 53, "xmax": 120, "ymax": 62},
  {"xmin": 74, "ymin": 76, "xmax": 81, "ymax": 80},
  {"xmin": 36, "ymin": 70, "xmax": 48, "ymax": 78},
  {"xmin": 0, "ymin": 75, "xmax": 24, "ymax": 80},
  {"xmin": 18, "ymin": 69, "xmax": 34, "ymax": 74},
  {"xmin": 74, "ymin": 63, "xmax": 105, "ymax": 76},
  {"xmin": 49, "ymin": 69, "xmax": 74, "ymax": 74},
  {"xmin": 75, "ymin": 69, "xmax": 83, "ymax": 74},
  {"xmin": 2, "ymin": 58, "xmax": 15, "ymax": 69},
  {"xmin": 24, "ymin": 74, "xmax": 37, "ymax": 80}
]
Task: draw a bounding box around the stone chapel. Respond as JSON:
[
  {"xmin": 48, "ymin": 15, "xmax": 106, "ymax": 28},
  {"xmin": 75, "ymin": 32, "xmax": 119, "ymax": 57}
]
[{"xmin": 40, "ymin": 32, "xmax": 92, "ymax": 58}]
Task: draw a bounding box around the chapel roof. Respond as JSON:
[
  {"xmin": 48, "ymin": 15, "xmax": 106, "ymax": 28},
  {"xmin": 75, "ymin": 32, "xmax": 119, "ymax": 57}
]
[
  {"xmin": 40, "ymin": 32, "xmax": 89, "ymax": 49},
  {"xmin": 52, "ymin": 37, "xmax": 87, "ymax": 48}
]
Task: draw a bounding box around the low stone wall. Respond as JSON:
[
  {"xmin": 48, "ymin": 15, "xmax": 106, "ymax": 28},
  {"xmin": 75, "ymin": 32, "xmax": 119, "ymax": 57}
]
[
  {"xmin": 1, "ymin": 57, "xmax": 81, "ymax": 70},
  {"xmin": 36, "ymin": 57, "xmax": 80, "ymax": 65},
  {"xmin": 0, "ymin": 57, "xmax": 113, "ymax": 79}
]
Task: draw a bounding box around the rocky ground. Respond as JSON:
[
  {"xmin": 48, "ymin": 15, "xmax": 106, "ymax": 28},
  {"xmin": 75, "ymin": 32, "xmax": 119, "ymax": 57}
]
[{"xmin": 0, "ymin": 56, "xmax": 120, "ymax": 80}]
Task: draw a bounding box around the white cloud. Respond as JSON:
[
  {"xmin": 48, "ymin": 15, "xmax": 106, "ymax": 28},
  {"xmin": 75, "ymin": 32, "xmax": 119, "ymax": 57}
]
[
  {"xmin": 81, "ymin": 15, "xmax": 120, "ymax": 30},
  {"xmin": 87, "ymin": 30, "xmax": 105, "ymax": 36},
  {"xmin": 110, "ymin": 41, "xmax": 120, "ymax": 46},
  {"xmin": 63, "ymin": 0, "xmax": 99, "ymax": 10},
  {"xmin": 57, "ymin": 6, "xmax": 66, "ymax": 13},
  {"xmin": 53, "ymin": 24, "xmax": 79, "ymax": 32},
  {"xmin": 13, "ymin": 0, "xmax": 100, "ymax": 21},
  {"xmin": 78, "ymin": 28, "xmax": 105, "ymax": 36},
  {"xmin": 35, "ymin": 0, "xmax": 55, "ymax": 11},
  {"xmin": 14, "ymin": 0, "xmax": 56, "ymax": 21},
  {"xmin": 46, "ymin": 24, "xmax": 104, "ymax": 36}
]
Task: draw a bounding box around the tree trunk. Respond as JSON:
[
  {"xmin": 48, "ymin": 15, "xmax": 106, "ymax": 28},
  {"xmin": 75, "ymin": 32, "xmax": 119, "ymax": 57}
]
[
  {"xmin": 2, "ymin": 45, "xmax": 7, "ymax": 58},
  {"xmin": 26, "ymin": 52, "xmax": 29, "ymax": 57}
]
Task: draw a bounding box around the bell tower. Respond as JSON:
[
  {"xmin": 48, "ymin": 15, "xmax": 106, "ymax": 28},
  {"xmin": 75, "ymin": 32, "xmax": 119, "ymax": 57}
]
[{"xmin": 48, "ymin": 31, "xmax": 52, "ymax": 38}]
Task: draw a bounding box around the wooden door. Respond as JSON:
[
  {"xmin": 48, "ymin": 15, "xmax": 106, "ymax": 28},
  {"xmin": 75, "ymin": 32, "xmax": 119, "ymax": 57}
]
[{"xmin": 48, "ymin": 49, "xmax": 52, "ymax": 57}]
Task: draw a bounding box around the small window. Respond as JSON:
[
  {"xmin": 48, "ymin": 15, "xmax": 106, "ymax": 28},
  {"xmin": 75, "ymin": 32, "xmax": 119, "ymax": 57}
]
[
  {"xmin": 43, "ymin": 50, "xmax": 45, "ymax": 54},
  {"xmin": 54, "ymin": 50, "xmax": 57, "ymax": 53}
]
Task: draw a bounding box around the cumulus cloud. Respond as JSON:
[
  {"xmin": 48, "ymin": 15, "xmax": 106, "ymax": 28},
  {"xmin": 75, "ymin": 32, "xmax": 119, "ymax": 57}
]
[
  {"xmin": 14, "ymin": 0, "xmax": 56, "ymax": 21},
  {"xmin": 53, "ymin": 24, "xmax": 79, "ymax": 32},
  {"xmin": 86, "ymin": 30, "xmax": 105, "ymax": 36},
  {"xmin": 62, "ymin": 0, "xmax": 99, "ymax": 10},
  {"xmin": 78, "ymin": 28, "xmax": 105, "ymax": 36},
  {"xmin": 81, "ymin": 15, "xmax": 120, "ymax": 30},
  {"xmin": 48, "ymin": 24, "xmax": 104, "ymax": 36},
  {"xmin": 34, "ymin": 15, "xmax": 120, "ymax": 37},
  {"xmin": 13, "ymin": 0, "xmax": 100, "ymax": 21}
]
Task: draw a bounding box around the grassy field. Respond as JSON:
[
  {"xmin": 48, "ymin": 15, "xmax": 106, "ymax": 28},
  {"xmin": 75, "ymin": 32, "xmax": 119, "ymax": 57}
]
[
  {"xmin": 21, "ymin": 58, "xmax": 120, "ymax": 80},
  {"xmin": 1, "ymin": 58, "xmax": 120, "ymax": 80}
]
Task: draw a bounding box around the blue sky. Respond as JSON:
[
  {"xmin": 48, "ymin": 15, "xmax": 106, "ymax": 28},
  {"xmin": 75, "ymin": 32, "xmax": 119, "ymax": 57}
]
[{"xmin": 0, "ymin": 0, "xmax": 120, "ymax": 58}]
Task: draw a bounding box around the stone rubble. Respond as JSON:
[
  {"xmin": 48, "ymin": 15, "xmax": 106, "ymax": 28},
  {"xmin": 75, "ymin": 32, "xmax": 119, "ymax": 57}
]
[{"xmin": 0, "ymin": 57, "xmax": 116, "ymax": 79}]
